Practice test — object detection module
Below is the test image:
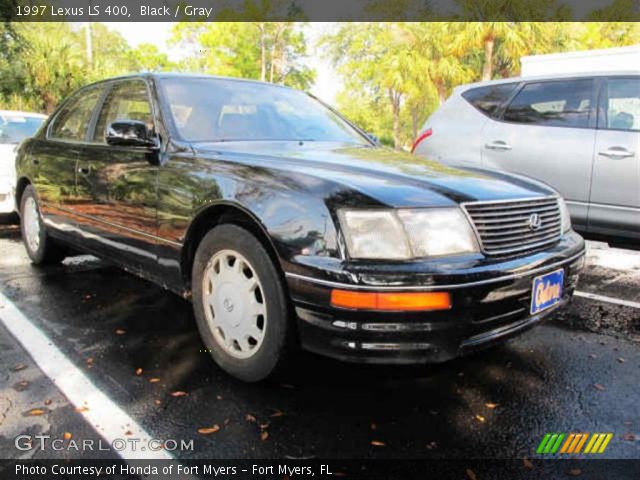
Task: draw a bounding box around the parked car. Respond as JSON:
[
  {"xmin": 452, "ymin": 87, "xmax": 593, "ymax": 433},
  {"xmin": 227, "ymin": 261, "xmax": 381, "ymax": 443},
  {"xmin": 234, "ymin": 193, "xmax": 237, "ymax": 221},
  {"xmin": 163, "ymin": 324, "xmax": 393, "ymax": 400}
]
[
  {"xmin": 15, "ymin": 73, "xmax": 585, "ymax": 382},
  {"xmin": 413, "ymin": 72, "xmax": 639, "ymax": 244},
  {"xmin": 0, "ymin": 111, "xmax": 46, "ymax": 216}
]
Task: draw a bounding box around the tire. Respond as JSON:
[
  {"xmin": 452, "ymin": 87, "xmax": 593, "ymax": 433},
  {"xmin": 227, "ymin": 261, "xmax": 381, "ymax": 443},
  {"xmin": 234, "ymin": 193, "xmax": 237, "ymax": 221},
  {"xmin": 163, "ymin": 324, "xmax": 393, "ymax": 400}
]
[
  {"xmin": 191, "ymin": 224, "xmax": 292, "ymax": 382},
  {"xmin": 20, "ymin": 185, "xmax": 67, "ymax": 265}
]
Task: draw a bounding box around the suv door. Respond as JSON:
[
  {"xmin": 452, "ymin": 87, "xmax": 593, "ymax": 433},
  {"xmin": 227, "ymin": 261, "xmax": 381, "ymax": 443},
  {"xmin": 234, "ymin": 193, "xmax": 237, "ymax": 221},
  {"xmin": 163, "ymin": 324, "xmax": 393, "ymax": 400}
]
[
  {"xmin": 35, "ymin": 85, "xmax": 103, "ymax": 233},
  {"xmin": 73, "ymin": 79, "xmax": 160, "ymax": 272},
  {"xmin": 481, "ymin": 78, "xmax": 597, "ymax": 232},
  {"xmin": 590, "ymin": 76, "xmax": 640, "ymax": 240}
]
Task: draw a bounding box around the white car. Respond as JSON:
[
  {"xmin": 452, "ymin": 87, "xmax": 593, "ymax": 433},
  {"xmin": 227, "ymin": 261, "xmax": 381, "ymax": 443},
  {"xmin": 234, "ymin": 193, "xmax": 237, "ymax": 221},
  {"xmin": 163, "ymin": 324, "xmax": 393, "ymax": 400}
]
[
  {"xmin": 0, "ymin": 110, "xmax": 46, "ymax": 214},
  {"xmin": 413, "ymin": 72, "xmax": 639, "ymax": 244}
]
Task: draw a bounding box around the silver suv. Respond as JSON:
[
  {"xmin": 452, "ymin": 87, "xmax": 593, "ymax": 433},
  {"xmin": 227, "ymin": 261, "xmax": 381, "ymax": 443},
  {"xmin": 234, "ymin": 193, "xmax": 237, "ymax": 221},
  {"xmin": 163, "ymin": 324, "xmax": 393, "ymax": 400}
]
[{"xmin": 413, "ymin": 72, "xmax": 639, "ymax": 244}]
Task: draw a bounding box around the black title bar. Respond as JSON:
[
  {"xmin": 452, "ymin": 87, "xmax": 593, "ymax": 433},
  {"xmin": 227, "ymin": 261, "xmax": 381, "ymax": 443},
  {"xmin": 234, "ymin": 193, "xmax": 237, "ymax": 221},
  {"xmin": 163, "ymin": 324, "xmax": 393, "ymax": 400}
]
[{"xmin": 1, "ymin": 0, "xmax": 639, "ymax": 22}]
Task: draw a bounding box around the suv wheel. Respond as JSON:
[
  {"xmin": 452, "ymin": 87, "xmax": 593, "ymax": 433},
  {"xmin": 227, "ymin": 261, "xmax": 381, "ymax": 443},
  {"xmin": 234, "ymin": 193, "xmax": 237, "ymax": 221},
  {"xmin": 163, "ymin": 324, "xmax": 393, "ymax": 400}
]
[{"xmin": 192, "ymin": 224, "xmax": 292, "ymax": 382}]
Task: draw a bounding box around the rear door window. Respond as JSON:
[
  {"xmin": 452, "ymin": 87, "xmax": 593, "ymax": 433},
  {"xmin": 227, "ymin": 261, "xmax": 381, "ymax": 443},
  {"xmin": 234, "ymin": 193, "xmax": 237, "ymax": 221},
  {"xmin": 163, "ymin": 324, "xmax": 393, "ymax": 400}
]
[
  {"xmin": 49, "ymin": 87, "xmax": 103, "ymax": 141},
  {"xmin": 600, "ymin": 78, "xmax": 640, "ymax": 132},
  {"xmin": 462, "ymin": 83, "xmax": 518, "ymax": 118},
  {"xmin": 502, "ymin": 79, "xmax": 593, "ymax": 128}
]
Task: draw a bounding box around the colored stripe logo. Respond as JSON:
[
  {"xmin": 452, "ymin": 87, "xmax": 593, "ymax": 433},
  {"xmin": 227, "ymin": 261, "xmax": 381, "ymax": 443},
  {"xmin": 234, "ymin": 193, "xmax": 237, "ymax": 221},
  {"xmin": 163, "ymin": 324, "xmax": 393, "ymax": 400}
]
[{"xmin": 537, "ymin": 433, "xmax": 613, "ymax": 454}]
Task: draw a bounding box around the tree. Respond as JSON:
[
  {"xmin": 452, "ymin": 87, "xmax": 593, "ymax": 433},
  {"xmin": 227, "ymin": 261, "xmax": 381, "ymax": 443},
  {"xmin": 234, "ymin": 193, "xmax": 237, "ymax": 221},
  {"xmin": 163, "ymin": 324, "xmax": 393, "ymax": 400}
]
[
  {"xmin": 126, "ymin": 43, "xmax": 175, "ymax": 72},
  {"xmin": 170, "ymin": 22, "xmax": 315, "ymax": 90},
  {"xmin": 14, "ymin": 23, "xmax": 86, "ymax": 113},
  {"xmin": 322, "ymin": 23, "xmax": 419, "ymax": 147}
]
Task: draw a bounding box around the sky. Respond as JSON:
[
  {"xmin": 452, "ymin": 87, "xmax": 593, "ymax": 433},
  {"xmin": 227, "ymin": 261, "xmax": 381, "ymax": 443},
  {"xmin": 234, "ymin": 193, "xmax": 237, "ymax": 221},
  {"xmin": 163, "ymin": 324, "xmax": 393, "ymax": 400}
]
[{"xmin": 108, "ymin": 22, "xmax": 341, "ymax": 103}]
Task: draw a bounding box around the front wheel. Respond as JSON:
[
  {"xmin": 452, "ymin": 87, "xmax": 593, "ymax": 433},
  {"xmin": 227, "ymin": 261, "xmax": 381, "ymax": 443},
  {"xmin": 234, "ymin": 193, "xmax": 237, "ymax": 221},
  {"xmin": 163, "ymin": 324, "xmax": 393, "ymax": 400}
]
[
  {"xmin": 191, "ymin": 224, "xmax": 292, "ymax": 382},
  {"xmin": 20, "ymin": 185, "xmax": 66, "ymax": 265}
]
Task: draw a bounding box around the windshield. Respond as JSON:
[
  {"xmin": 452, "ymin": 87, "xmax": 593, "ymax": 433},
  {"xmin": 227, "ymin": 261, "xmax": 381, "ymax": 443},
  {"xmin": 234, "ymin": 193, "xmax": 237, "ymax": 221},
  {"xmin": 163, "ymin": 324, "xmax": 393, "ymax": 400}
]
[
  {"xmin": 0, "ymin": 115, "xmax": 44, "ymax": 144},
  {"xmin": 159, "ymin": 77, "xmax": 368, "ymax": 144}
]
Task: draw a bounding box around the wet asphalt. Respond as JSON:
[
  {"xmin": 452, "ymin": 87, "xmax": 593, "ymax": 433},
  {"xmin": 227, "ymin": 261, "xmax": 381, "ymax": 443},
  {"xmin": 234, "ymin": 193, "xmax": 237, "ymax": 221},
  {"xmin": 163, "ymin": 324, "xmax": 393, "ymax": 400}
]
[{"xmin": 0, "ymin": 222, "xmax": 639, "ymax": 465}]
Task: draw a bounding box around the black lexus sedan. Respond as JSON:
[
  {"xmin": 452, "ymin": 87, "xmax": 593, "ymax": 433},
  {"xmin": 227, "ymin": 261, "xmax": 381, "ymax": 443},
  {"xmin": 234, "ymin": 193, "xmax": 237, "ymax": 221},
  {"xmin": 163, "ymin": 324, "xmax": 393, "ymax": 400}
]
[{"xmin": 15, "ymin": 73, "xmax": 585, "ymax": 382}]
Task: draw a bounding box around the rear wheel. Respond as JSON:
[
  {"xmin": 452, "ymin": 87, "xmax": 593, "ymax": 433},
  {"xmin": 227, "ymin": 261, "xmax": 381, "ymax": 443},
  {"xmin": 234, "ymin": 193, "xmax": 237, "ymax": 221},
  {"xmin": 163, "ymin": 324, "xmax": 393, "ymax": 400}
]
[
  {"xmin": 192, "ymin": 224, "xmax": 292, "ymax": 382},
  {"xmin": 20, "ymin": 185, "xmax": 66, "ymax": 264}
]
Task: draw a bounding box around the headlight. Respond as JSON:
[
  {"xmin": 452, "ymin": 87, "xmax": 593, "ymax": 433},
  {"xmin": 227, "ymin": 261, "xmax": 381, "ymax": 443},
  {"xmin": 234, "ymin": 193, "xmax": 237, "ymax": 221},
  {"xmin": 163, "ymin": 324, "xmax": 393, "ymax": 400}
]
[
  {"xmin": 558, "ymin": 197, "xmax": 572, "ymax": 233},
  {"xmin": 338, "ymin": 210, "xmax": 411, "ymax": 259},
  {"xmin": 338, "ymin": 208, "xmax": 479, "ymax": 260}
]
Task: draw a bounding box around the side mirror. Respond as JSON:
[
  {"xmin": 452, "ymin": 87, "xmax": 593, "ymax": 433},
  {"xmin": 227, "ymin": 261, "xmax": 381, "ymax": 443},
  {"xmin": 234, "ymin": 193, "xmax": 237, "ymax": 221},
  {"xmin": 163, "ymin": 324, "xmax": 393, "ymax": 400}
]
[{"xmin": 106, "ymin": 120, "xmax": 158, "ymax": 148}]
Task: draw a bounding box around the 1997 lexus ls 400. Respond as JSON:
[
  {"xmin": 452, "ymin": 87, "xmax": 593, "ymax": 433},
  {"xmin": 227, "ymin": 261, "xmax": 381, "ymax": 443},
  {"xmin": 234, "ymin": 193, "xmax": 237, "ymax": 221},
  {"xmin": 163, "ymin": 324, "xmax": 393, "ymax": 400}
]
[{"xmin": 15, "ymin": 73, "xmax": 585, "ymax": 381}]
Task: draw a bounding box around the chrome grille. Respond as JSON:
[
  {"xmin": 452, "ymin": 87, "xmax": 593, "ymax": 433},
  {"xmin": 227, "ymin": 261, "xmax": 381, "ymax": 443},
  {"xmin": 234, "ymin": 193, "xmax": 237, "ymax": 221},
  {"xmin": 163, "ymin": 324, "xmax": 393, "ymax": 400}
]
[{"xmin": 463, "ymin": 197, "xmax": 562, "ymax": 256}]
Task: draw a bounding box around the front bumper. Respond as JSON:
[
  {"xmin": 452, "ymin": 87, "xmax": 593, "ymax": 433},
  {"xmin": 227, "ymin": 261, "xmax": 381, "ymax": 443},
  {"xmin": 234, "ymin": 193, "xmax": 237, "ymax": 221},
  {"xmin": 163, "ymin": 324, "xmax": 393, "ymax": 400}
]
[
  {"xmin": 0, "ymin": 186, "xmax": 14, "ymax": 213},
  {"xmin": 285, "ymin": 232, "xmax": 585, "ymax": 364}
]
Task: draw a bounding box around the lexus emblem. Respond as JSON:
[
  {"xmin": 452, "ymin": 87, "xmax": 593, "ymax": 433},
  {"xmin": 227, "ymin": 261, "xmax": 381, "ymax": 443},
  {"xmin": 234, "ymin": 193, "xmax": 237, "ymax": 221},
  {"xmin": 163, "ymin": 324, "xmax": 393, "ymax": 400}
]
[{"xmin": 529, "ymin": 213, "xmax": 542, "ymax": 231}]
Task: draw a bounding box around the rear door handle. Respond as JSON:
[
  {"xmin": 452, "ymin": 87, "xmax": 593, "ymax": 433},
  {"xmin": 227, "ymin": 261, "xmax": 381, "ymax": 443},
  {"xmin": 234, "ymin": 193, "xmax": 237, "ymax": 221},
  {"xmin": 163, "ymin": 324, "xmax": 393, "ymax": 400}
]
[
  {"xmin": 485, "ymin": 141, "xmax": 512, "ymax": 151},
  {"xmin": 598, "ymin": 147, "xmax": 635, "ymax": 159}
]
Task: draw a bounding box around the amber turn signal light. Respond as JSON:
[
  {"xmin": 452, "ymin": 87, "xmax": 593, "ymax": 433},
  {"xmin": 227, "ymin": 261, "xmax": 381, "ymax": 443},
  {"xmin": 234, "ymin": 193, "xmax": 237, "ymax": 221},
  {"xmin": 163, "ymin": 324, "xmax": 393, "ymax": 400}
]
[{"xmin": 330, "ymin": 290, "xmax": 451, "ymax": 311}]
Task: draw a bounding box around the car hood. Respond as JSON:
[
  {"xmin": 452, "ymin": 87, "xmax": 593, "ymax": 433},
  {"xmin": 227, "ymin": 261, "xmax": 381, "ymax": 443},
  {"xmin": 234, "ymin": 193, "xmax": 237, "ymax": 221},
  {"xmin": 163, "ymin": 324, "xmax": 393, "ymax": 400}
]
[{"xmin": 191, "ymin": 141, "xmax": 555, "ymax": 207}]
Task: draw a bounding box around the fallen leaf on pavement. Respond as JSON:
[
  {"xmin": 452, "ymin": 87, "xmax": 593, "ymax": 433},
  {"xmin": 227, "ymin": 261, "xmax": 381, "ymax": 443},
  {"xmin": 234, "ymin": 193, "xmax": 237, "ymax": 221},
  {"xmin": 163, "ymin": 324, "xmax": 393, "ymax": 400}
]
[
  {"xmin": 588, "ymin": 354, "xmax": 597, "ymax": 359},
  {"xmin": 593, "ymin": 384, "xmax": 605, "ymax": 391},
  {"xmin": 568, "ymin": 468, "xmax": 582, "ymax": 476},
  {"xmin": 44, "ymin": 399, "xmax": 52, "ymax": 406},
  {"xmin": 617, "ymin": 358, "xmax": 625, "ymax": 364},
  {"xmin": 370, "ymin": 440, "xmax": 385, "ymax": 447},
  {"xmin": 270, "ymin": 411, "xmax": 284, "ymax": 418},
  {"xmin": 135, "ymin": 368, "xmax": 143, "ymax": 376},
  {"xmin": 466, "ymin": 468, "xmax": 477, "ymax": 480},
  {"xmin": 245, "ymin": 414, "xmax": 257, "ymax": 423},
  {"xmin": 154, "ymin": 400, "xmax": 161, "ymax": 406},
  {"xmin": 485, "ymin": 403, "xmax": 498, "ymax": 409},
  {"xmin": 198, "ymin": 425, "xmax": 220, "ymax": 435},
  {"xmin": 75, "ymin": 406, "xmax": 89, "ymax": 413},
  {"xmin": 63, "ymin": 432, "xmax": 72, "ymax": 440},
  {"xmin": 622, "ymin": 433, "xmax": 636, "ymax": 441},
  {"xmin": 371, "ymin": 423, "xmax": 377, "ymax": 430},
  {"xmin": 12, "ymin": 364, "xmax": 27, "ymax": 372},
  {"xmin": 426, "ymin": 441, "xmax": 438, "ymax": 450},
  {"xmin": 523, "ymin": 458, "xmax": 533, "ymax": 469},
  {"xmin": 149, "ymin": 378, "xmax": 160, "ymax": 383},
  {"xmin": 124, "ymin": 430, "xmax": 133, "ymax": 436},
  {"xmin": 170, "ymin": 391, "xmax": 188, "ymax": 397},
  {"xmin": 475, "ymin": 415, "xmax": 486, "ymax": 423},
  {"xmin": 259, "ymin": 423, "xmax": 269, "ymax": 430},
  {"xmin": 86, "ymin": 358, "xmax": 94, "ymax": 365},
  {"xmin": 27, "ymin": 409, "xmax": 45, "ymax": 416},
  {"xmin": 115, "ymin": 329, "xmax": 126, "ymax": 335},
  {"xmin": 260, "ymin": 431, "xmax": 269, "ymax": 441}
]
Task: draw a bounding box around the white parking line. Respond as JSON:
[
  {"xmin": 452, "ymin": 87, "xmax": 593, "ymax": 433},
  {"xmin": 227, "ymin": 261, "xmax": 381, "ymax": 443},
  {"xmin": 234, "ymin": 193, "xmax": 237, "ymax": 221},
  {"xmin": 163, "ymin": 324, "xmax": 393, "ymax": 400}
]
[
  {"xmin": 0, "ymin": 291, "xmax": 173, "ymax": 460},
  {"xmin": 574, "ymin": 290, "xmax": 640, "ymax": 309}
]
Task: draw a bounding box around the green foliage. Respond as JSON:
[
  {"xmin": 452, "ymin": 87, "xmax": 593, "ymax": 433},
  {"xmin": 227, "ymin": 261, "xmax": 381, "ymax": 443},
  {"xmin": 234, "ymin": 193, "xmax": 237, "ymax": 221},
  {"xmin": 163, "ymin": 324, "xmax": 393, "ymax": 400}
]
[
  {"xmin": 170, "ymin": 22, "xmax": 315, "ymax": 90},
  {"xmin": 0, "ymin": 22, "xmax": 176, "ymax": 114},
  {"xmin": 321, "ymin": 21, "xmax": 640, "ymax": 150}
]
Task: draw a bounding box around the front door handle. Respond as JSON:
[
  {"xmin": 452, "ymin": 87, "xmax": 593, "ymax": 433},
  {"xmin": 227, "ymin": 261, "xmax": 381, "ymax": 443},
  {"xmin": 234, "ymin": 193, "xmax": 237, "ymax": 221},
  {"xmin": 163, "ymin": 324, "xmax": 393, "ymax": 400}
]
[
  {"xmin": 598, "ymin": 147, "xmax": 635, "ymax": 159},
  {"xmin": 485, "ymin": 141, "xmax": 512, "ymax": 151}
]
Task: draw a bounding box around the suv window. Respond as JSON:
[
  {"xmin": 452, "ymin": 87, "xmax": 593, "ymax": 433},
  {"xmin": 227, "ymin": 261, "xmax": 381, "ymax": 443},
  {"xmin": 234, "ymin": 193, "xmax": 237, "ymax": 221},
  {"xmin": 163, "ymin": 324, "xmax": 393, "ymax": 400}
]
[
  {"xmin": 49, "ymin": 87, "xmax": 103, "ymax": 141},
  {"xmin": 502, "ymin": 80, "xmax": 593, "ymax": 128},
  {"xmin": 92, "ymin": 80, "xmax": 153, "ymax": 143},
  {"xmin": 601, "ymin": 78, "xmax": 640, "ymax": 132},
  {"xmin": 462, "ymin": 83, "xmax": 518, "ymax": 118}
]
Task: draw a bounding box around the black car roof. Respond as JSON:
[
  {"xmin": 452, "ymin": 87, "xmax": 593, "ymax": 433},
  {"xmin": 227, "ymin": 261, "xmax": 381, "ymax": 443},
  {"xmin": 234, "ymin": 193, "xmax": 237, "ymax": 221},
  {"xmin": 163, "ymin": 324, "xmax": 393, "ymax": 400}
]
[{"xmin": 81, "ymin": 72, "xmax": 296, "ymax": 92}]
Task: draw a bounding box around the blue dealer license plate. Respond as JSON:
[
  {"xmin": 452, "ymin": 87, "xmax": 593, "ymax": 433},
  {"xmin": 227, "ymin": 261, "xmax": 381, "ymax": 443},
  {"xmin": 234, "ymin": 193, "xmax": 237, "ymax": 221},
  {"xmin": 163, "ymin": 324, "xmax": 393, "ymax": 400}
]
[{"xmin": 530, "ymin": 269, "xmax": 564, "ymax": 315}]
